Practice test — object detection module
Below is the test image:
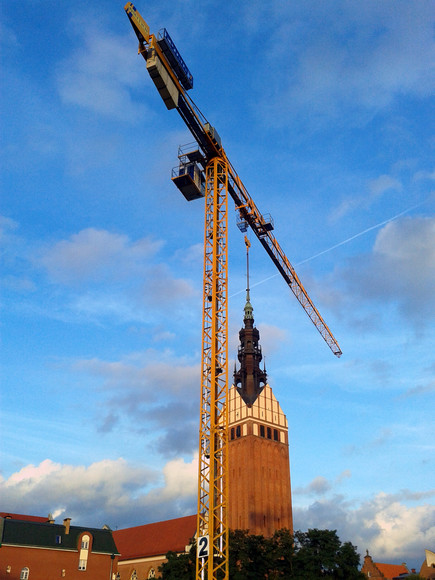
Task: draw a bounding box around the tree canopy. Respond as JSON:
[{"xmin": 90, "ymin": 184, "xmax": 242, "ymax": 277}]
[{"xmin": 159, "ymin": 528, "xmax": 365, "ymax": 579}]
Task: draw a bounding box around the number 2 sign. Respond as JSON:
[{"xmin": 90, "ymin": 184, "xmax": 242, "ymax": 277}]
[{"xmin": 197, "ymin": 535, "xmax": 209, "ymax": 559}]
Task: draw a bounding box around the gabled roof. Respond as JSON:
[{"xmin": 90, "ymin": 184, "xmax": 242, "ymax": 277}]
[
  {"xmin": 375, "ymin": 562, "xmax": 409, "ymax": 579},
  {"xmin": 113, "ymin": 514, "xmax": 196, "ymax": 561},
  {"xmin": 0, "ymin": 517, "xmax": 119, "ymax": 555}
]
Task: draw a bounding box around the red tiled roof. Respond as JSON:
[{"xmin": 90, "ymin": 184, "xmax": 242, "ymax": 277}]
[
  {"xmin": 375, "ymin": 562, "xmax": 408, "ymax": 579},
  {"xmin": 0, "ymin": 512, "xmax": 48, "ymax": 523},
  {"xmin": 113, "ymin": 515, "xmax": 196, "ymax": 561}
]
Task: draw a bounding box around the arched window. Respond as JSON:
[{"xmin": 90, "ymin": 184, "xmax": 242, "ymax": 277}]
[
  {"xmin": 131, "ymin": 571, "xmax": 138, "ymax": 580},
  {"xmin": 148, "ymin": 568, "xmax": 156, "ymax": 578},
  {"xmin": 78, "ymin": 533, "xmax": 91, "ymax": 571},
  {"xmin": 20, "ymin": 568, "xmax": 29, "ymax": 580}
]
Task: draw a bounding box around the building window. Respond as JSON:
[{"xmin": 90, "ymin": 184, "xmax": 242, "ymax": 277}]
[
  {"xmin": 231, "ymin": 428, "xmax": 235, "ymax": 440},
  {"xmin": 131, "ymin": 571, "xmax": 138, "ymax": 580},
  {"xmin": 260, "ymin": 425, "xmax": 265, "ymax": 437},
  {"xmin": 236, "ymin": 425, "xmax": 241, "ymax": 438},
  {"xmin": 78, "ymin": 533, "xmax": 90, "ymax": 571},
  {"xmin": 274, "ymin": 429, "xmax": 279, "ymax": 441},
  {"xmin": 56, "ymin": 535, "xmax": 62, "ymax": 544},
  {"xmin": 148, "ymin": 569, "xmax": 156, "ymax": 578},
  {"xmin": 20, "ymin": 569, "xmax": 29, "ymax": 580},
  {"xmin": 267, "ymin": 427, "xmax": 272, "ymax": 439}
]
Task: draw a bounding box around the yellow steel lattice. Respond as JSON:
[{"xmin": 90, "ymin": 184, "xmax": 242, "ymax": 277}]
[{"xmin": 196, "ymin": 158, "xmax": 229, "ymax": 580}]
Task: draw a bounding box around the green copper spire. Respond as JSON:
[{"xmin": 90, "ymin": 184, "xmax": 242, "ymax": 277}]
[{"xmin": 244, "ymin": 288, "xmax": 254, "ymax": 320}]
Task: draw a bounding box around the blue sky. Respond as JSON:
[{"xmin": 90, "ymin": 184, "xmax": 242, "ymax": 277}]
[{"xmin": 1, "ymin": 0, "xmax": 434, "ymax": 571}]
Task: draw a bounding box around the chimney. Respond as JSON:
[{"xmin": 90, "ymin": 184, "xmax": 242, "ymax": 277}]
[{"xmin": 63, "ymin": 518, "xmax": 71, "ymax": 534}]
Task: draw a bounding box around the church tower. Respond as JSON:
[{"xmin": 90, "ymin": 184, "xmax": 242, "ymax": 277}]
[{"xmin": 228, "ymin": 240, "xmax": 293, "ymax": 536}]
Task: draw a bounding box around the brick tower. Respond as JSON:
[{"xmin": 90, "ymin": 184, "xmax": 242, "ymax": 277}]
[{"xmin": 228, "ymin": 247, "xmax": 293, "ymax": 536}]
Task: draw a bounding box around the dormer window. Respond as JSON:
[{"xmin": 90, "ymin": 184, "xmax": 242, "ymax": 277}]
[{"xmin": 78, "ymin": 534, "xmax": 90, "ymax": 571}]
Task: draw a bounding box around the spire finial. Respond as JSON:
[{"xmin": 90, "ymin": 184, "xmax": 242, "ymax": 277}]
[{"xmin": 244, "ymin": 236, "xmax": 253, "ymax": 320}]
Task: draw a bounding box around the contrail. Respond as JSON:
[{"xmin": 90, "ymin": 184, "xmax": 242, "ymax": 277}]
[
  {"xmin": 295, "ymin": 201, "xmax": 425, "ymax": 266},
  {"xmin": 229, "ymin": 199, "xmax": 429, "ymax": 298}
]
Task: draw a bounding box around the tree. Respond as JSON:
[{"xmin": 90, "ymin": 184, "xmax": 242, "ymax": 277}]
[
  {"xmin": 159, "ymin": 528, "xmax": 364, "ymax": 579},
  {"xmin": 159, "ymin": 542, "xmax": 196, "ymax": 580},
  {"xmin": 292, "ymin": 529, "xmax": 364, "ymax": 580},
  {"xmin": 229, "ymin": 529, "xmax": 272, "ymax": 579},
  {"xmin": 268, "ymin": 528, "xmax": 294, "ymax": 579}
]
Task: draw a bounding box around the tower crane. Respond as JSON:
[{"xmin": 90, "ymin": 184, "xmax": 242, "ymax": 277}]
[{"xmin": 124, "ymin": 4, "xmax": 342, "ymax": 579}]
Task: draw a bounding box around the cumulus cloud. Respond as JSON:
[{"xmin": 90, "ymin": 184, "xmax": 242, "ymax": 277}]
[
  {"xmin": 295, "ymin": 471, "xmax": 351, "ymax": 497},
  {"xmin": 296, "ymin": 476, "xmax": 332, "ymax": 496},
  {"xmin": 294, "ymin": 490, "xmax": 435, "ymax": 566},
  {"xmin": 3, "ymin": 458, "xmax": 434, "ymax": 565},
  {"xmin": 0, "ymin": 456, "xmax": 197, "ymax": 529}
]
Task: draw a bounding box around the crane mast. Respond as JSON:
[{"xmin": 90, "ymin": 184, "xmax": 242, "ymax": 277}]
[{"xmin": 124, "ymin": 4, "xmax": 342, "ymax": 579}]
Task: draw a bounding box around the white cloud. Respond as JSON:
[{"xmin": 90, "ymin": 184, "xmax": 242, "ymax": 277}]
[
  {"xmin": 33, "ymin": 228, "xmax": 197, "ymax": 321},
  {"xmin": 368, "ymin": 175, "xmax": 402, "ymax": 198},
  {"xmin": 3, "ymin": 458, "xmax": 434, "ymax": 565},
  {"xmin": 336, "ymin": 217, "xmax": 435, "ymax": 326},
  {"xmin": 294, "ymin": 487, "xmax": 435, "ymax": 566},
  {"xmin": 330, "ymin": 174, "xmax": 402, "ymax": 222},
  {"xmin": 72, "ymin": 350, "xmax": 200, "ymax": 455},
  {"xmin": 56, "ymin": 28, "xmax": 149, "ymax": 120},
  {"xmin": 74, "ymin": 350, "xmax": 199, "ymax": 396},
  {"xmin": 149, "ymin": 454, "xmax": 198, "ymax": 502},
  {"xmin": 0, "ymin": 457, "xmax": 197, "ymax": 529},
  {"xmin": 0, "ymin": 215, "xmax": 18, "ymax": 238},
  {"xmin": 37, "ymin": 228, "xmax": 162, "ymax": 285},
  {"xmin": 295, "ymin": 472, "xmax": 352, "ymax": 497},
  {"xmin": 260, "ymin": 1, "xmax": 435, "ymax": 124},
  {"xmin": 414, "ymin": 169, "xmax": 435, "ymax": 182},
  {"xmin": 0, "ymin": 458, "xmax": 159, "ymax": 527}
]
